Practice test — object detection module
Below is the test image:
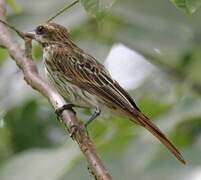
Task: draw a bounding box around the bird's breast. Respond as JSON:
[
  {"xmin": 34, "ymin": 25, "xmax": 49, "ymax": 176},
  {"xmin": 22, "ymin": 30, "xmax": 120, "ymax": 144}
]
[{"xmin": 43, "ymin": 45, "xmax": 54, "ymax": 62}]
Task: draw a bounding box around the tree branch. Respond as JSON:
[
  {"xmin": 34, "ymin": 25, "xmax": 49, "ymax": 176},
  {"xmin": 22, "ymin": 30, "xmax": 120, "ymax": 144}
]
[{"xmin": 0, "ymin": 1, "xmax": 112, "ymax": 180}]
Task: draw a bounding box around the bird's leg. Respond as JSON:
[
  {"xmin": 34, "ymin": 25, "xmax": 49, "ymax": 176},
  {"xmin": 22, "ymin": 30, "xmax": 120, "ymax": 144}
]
[
  {"xmin": 56, "ymin": 105, "xmax": 101, "ymax": 137},
  {"xmin": 55, "ymin": 104, "xmax": 83, "ymax": 138},
  {"xmin": 85, "ymin": 108, "xmax": 101, "ymax": 128}
]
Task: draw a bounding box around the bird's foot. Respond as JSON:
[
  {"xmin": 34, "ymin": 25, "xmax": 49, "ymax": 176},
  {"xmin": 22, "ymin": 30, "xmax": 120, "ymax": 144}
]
[
  {"xmin": 55, "ymin": 104, "xmax": 86, "ymax": 138},
  {"xmin": 55, "ymin": 103, "xmax": 77, "ymax": 118}
]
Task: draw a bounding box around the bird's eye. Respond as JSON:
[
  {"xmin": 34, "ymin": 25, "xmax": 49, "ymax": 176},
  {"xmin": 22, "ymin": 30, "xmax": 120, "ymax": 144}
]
[{"xmin": 36, "ymin": 26, "xmax": 45, "ymax": 35}]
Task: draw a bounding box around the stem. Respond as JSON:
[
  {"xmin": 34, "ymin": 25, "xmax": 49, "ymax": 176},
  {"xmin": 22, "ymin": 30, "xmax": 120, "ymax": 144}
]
[
  {"xmin": 0, "ymin": 19, "xmax": 25, "ymax": 39},
  {"xmin": 46, "ymin": 0, "xmax": 79, "ymax": 22}
]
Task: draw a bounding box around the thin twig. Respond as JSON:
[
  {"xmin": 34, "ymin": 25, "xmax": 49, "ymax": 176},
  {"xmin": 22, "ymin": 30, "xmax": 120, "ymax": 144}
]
[
  {"xmin": 0, "ymin": 1, "xmax": 112, "ymax": 179},
  {"xmin": 0, "ymin": 19, "xmax": 25, "ymax": 39},
  {"xmin": 46, "ymin": 0, "xmax": 79, "ymax": 22}
]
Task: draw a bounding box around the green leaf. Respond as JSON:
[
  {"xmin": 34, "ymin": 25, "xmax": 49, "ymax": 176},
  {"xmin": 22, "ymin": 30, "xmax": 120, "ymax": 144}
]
[
  {"xmin": 170, "ymin": 0, "xmax": 201, "ymax": 14},
  {"xmin": 171, "ymin": 117, "xmax": 201, "ymax": 147},
  {"xmin": 5, "ymin": 100, "xmax": 56, "ymax": 152},
  {"xmin": 0, "ymin": 127, "xmax": 13, "ymax": 163},
  {"xmin": 6, "ymin": 0, "xmax": 22, "ymax": 14},
  {"xmin": 186, "ymin": 0, "xmax": 201, "ymax": 13},
  {"xmin": 170, "ymin": 0, "xmax": 186, "ymax": 9},
  {"xmin": 139, "ymin": 98, "xmax": 172, "ymax": 119},
  {"xmin": 33, "ymin": 45, "xmax": 43, "ymax": 60},
  {"xmin": 81, "ymin": 0, "xmax": 100, "ymax": 17},
  {"xmin": 0, "ymin": 48, "xmax": 8, "ymax": 65},
  {"xmin": 80, "ymin": 0, "xmax": 116, "ymax": 17}
]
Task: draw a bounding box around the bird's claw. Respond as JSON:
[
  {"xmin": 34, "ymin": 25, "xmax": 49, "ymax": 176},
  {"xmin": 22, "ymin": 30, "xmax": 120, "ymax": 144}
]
[
  {"xmin": 55, "ymin": 104, "xmax": 76, "ymax": 117},
  {"xmin": 55, "ymin": 104, "xmax": 91, "ymax": 138},
  {"xmin": 55, "ymin": 104, "xmax": 76, "ymax": 123},
  {"xmin": 69, "ymin": 124, "xmax": 82, "ymax": 139}
]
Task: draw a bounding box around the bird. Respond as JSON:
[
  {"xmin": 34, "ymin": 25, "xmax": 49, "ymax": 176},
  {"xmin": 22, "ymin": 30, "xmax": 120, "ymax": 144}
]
[{"xmin": 26, "ymin": 22, "xmax": 186, "ymax": 164}]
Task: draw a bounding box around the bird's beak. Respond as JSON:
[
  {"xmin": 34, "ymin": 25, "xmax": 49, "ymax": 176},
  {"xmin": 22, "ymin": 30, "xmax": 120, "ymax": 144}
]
[{"xmin": 25, "ymin": 31, "xmax": 36, "ymax": 39}]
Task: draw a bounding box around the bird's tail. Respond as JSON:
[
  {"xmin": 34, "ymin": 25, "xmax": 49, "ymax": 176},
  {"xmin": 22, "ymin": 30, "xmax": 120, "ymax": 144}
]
[{"xmin": 131, "ymin": 110, "xmax": 186, "ymax": 164}]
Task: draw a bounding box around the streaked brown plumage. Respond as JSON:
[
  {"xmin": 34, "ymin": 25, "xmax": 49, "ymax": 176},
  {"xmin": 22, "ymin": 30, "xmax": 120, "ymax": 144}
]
[{"xmin": 27, "ymin": 23, "xmax": 186, "ymax": 164}]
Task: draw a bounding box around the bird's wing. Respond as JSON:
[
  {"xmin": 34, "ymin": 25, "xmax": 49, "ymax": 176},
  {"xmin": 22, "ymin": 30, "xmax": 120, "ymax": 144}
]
[{"xmin": 51, "ymin": 47, "xmax": 141, "ymax": 115}]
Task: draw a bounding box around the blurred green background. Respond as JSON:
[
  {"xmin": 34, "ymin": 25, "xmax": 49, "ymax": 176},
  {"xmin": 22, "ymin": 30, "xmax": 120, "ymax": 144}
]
[{"xmin": 1, "ymin": 0, "xmax": 201, "ymax": 179}]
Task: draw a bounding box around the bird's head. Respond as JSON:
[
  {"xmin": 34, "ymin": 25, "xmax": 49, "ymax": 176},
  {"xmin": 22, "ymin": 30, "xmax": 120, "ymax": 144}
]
[{"xmin": 26, "ymin": 23, "xmax": 72, "ymax": 45}]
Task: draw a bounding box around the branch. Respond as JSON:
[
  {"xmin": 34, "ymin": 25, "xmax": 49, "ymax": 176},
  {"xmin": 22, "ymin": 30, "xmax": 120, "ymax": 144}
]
[{"xmin": 0, "ymin": 1, "xmax": 112, "ymax": 180}]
